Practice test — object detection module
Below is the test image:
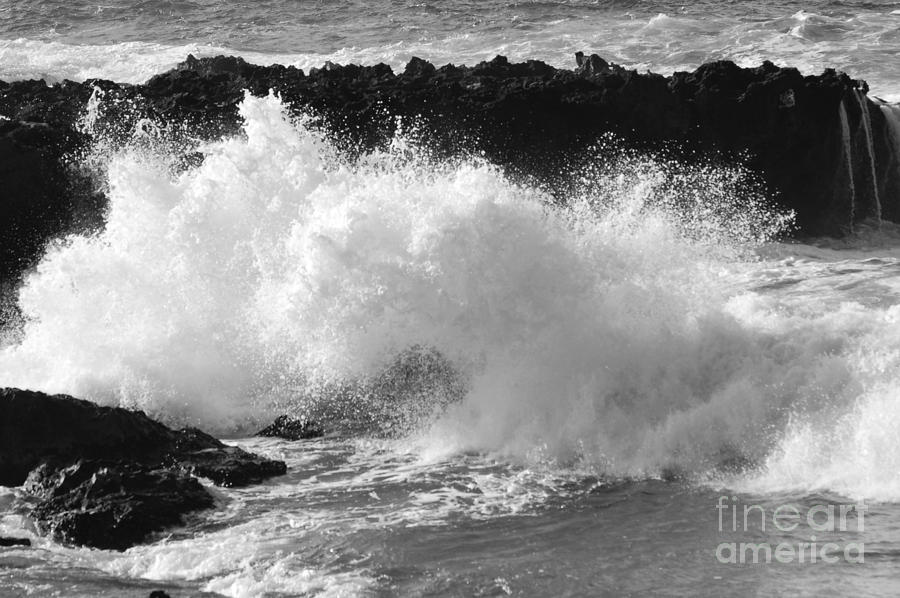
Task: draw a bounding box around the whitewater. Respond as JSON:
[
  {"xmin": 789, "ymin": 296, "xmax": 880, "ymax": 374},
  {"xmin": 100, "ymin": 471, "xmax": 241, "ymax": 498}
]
[
  {"xmin": 4, "ymin": 0, "xmax": 900, "ymax": 596},
  {"xmin": 3, "ymin": 0, "xmax": 900, "ymax": 101},
  {"xmin": 0, "ymin": 89, "xmax": 899, "ymax": 595}
]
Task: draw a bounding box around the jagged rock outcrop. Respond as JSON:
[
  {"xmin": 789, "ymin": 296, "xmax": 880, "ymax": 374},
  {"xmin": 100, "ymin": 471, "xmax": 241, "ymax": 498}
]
[
  {"xmin": 0, "ymin": 387, "xmax": 286, "ymax": 487},
  {"xmin": 0, "ymin": 388, "xmax": 287, "ymax": 549},
  {"xmin": 2, "ymin": 53, "xmax": 899, "ymax": 296},
  {"xmin": 24, "ymin": 460, "xmax": 215, "ymax": 551}
]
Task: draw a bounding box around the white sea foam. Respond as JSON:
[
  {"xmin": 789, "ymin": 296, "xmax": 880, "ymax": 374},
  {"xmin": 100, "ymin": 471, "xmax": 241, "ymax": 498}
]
[
  {"xmin": 66, "ymin": 437, "xmax": 576, "ymax": 597},
  {"xmin": 35, "ymin": 513, "xmax": 376, "ymax": 598},
  {"xmin": 2, "ymin": 92, "xmax": 900, "ymax": 501},
  {"xmin": 0, "ymin": 38, "xmax": 356, "ymax": 84}
]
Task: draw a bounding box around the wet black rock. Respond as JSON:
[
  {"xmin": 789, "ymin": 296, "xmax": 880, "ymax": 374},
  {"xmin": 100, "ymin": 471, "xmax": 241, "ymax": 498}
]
[
  {"xmin": 0, "ymin": 117, "xmax": 104, "ymax": 307},
  {"xmin": 0, "ymin": 537, "xmax": 31, "ymax": 547},
  {"xmin": 25, "ymin": 460, "xmax": 214, "ymax": 551},
  {"xmin": 0, "ymin": 387, "xmax": 285, "ymax": 488},
  {"xmin": 165, "ymin": 426, "xmax": 287, "ymax": 485},
  {"xmin": 256, "ymin": 415, "xmax": 325, "ymax": 441},
  {"xmin": 0, "ymin": 388, "xmax": 287, "ymax": 549},
  {"xmin": 149, "ymin": 592, "xmax": 172, "ymax": 598},
  {"xmin": 1, "ymin": 387, "xmax": 183, "ymax": 486},
  {"xmin": 174, "ymin": 442, "xmax": 288, "ymax": 486},
  {"xmin": 1, "ymin": 53, "xmax": 898, "ymax": 302}
]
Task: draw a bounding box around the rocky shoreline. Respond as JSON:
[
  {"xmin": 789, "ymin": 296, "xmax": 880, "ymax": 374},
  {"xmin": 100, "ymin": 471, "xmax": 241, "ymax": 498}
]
[
  {"xmin": 0, "ymin": 388, "xmax": 291, "ymax": 550},
  {"xmin": 2, "ymin": 54, "xmax": 900, "ymax": 550},
  {"xmin": 1, "ymin": 54, "xmax": 899, "ymax": 298}
]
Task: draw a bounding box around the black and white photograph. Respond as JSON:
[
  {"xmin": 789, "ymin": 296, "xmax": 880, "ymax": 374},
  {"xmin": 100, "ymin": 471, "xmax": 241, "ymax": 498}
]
[{"xmin": 1, "ymin": 1, "xmax": 899, "ymax": 596}]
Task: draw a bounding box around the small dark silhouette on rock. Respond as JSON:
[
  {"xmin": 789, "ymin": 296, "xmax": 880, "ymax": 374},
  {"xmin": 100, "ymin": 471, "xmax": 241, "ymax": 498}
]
[
  {"xmin": 574, "ymin": 52, "xmax": 611, "ymax": 76},
  {"xmin": 404, "ymin": 56, "xmax": 436, "ymax": 78}
]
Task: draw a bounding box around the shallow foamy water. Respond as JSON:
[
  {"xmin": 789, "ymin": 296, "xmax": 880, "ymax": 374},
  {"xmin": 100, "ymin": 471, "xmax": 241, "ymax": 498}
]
[{"xmin": 4, "ymin": 433, "xmax": 900, "ymax": 597}]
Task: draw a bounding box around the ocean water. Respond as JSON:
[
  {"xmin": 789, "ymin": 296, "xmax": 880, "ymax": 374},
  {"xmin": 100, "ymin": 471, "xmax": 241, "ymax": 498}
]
[
  {"xmin": 3, "ymin": 2, "xmax": 900, "ymax": 597},
  {"xmin": 2, "ymin": 0, "xmax": 900, "ymax": 99}
]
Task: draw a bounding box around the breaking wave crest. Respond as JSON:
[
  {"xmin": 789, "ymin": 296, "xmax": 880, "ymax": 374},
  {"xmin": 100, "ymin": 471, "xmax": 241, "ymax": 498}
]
[{"xmin": 3, "ymin": 92, "xmax": 900, "ymax": 499}]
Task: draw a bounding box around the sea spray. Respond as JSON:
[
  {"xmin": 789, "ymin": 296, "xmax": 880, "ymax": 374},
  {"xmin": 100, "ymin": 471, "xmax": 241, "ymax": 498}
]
[{"xmin": 6, "ymin": 91, "xmax": 893, "ymax": 487}]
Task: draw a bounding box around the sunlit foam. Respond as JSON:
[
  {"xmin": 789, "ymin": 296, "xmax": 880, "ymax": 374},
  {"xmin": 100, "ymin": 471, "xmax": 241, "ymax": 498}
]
[{"xmin": 2, "ymin": 92, "xmax": 900, "ymax": 501}]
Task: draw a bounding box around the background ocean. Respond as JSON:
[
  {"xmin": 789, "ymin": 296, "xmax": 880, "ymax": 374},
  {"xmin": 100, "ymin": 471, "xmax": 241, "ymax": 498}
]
[
  {"xmin": 2, "ymin": 0, "xmax": 900, "ymax": 99},
  {"xmin": 4, "ymin": 1, "xmax": 900, "ymax": 597}
]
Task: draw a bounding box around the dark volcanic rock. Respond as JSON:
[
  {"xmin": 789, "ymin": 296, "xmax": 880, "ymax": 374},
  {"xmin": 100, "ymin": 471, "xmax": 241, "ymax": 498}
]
[
  {"xmin": 174, "ymin": 442, "xmax": 288, "ymax": 486},
  {"xmin": 165, "ymin": 427, "xmax": 288, "ymax": 486},
  {"xmin": 1, "ymin": 53, "xmax": 898, "ymax": 292},
  {"xmin": 0, "ymin": 537, "xmax": 31, "ymax": 547},
  {"xmin": 0, "ymin": 387, "xmax": 285, "ymax": 488},
  {"xmin": 1, "ymin": 387, "xmax": 187, "ymax": 486},
  {"xmin": 25, "ymin": 460, "xmax": 214, "ymax": 551},
  {"xmin": 256, "ymin": 415, "xmax": 325, "ymax": 441},
  {"xmin": 0, "ymin": 118, "xmax": 104, "ymax": 304},
  {"xmin": 0, "ymin": 388, "xmax": 287, "ymax": 549}
]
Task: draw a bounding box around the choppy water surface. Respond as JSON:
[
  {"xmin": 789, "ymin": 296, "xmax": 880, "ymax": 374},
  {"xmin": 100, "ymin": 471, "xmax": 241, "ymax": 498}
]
[
  {"xmin": 3, "ymin": 0, "xmax": 900, "ymax": 99},
  {"xmin": 3, "ymin": 436, "xmax": 900, "ymax": 597}
]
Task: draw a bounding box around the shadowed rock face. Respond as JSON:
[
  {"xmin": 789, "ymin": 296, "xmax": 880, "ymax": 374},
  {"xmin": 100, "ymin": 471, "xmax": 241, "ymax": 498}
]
[
  {"xmin": 0, "ymin": 118, "xmax": 103, "ymax": 306},
  {"xmin": 24, "ymin": 460, "xmax": 215, "ymax": 551},
  {"xmin": 0, "ymin": 388, "xmax": 286, "ymax": 488},
  {"xmin": 0, "ymin": 54, "xmax": 898, "ymax": 299},
  {"xmin": 0, "ymin": 388, "xmax": 287, "ymax": 549},
  {"xmin": 173, "ymin": 434, "xmax": 289, "ymax": 486}
]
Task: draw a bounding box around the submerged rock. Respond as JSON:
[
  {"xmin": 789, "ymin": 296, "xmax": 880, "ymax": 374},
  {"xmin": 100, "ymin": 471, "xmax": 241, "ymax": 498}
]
[
  {"xmin": 0, "ymin": 387, "xmax": 287, "ymax": 549},
  {"xmin": 256, "ymin": 415, "xmax": 325, "ymax": 441}
]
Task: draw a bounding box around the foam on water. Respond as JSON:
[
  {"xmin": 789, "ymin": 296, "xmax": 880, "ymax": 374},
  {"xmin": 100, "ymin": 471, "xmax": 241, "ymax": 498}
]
[
  {"xmin": 4, "ymin": 3, "xmax": 900, "ymax": 100},
  {"xmin": 0, "ymin": 435, "xmax": 623, "ymax": 596},
  {"xmin": 0, "ymin": 38, "xmax": 399, "ymax": 85},
  {"xmin": 2, "ymin": 92, "xmax": 900, "ymax": 501}
]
